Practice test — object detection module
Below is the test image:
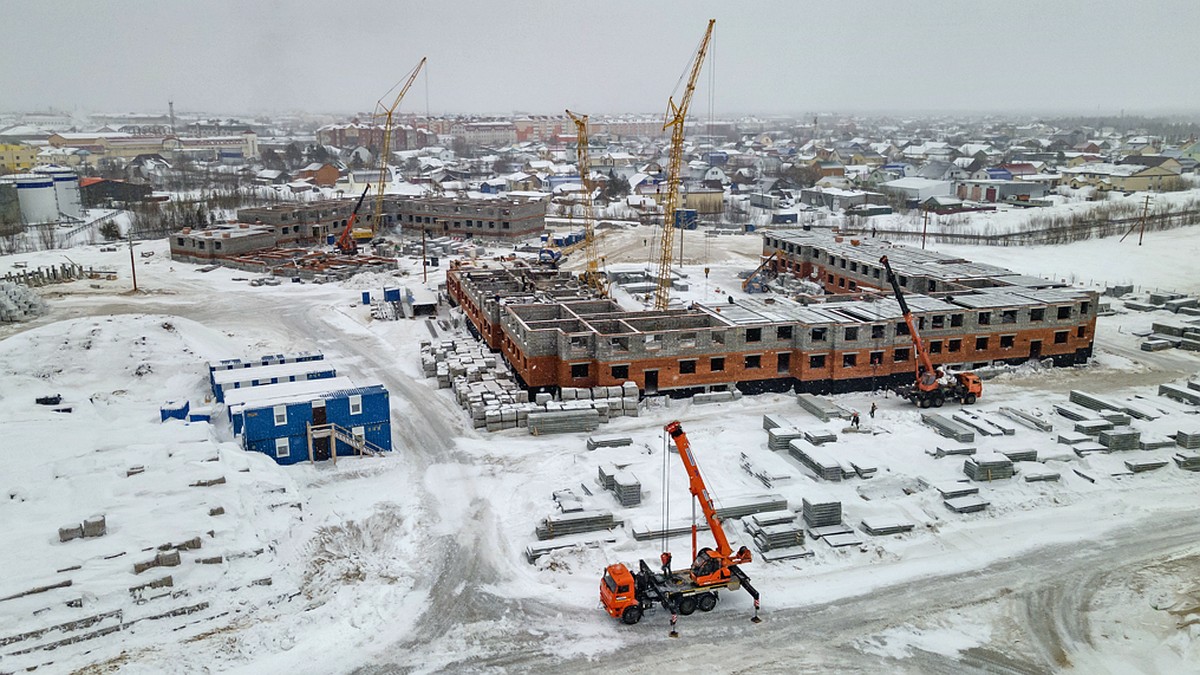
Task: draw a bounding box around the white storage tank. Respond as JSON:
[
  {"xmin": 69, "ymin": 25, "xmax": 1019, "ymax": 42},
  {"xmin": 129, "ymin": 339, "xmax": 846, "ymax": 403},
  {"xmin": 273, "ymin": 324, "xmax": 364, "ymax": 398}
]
[
  {"xmin": 14, "ymin": 174, "xmax": 59, "ymax": 225},
  {"xmin": 35, "ymin": 167, "xmax": 82, "ymax": 220}
]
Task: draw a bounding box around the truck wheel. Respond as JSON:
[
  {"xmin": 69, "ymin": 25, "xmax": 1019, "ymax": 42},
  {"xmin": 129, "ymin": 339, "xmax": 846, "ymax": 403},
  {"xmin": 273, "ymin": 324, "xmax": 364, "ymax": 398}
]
[
  {"xmin": 678, "ymin": 596, "xmax": 698, "ymax": 616},
  {"xmin": 932, "ymin": 394, "xmax": 944, "ymax": 407},
  {"xmin": 698, "ymin": 593, "xmax": 717, "ymax": 612},
  {"xmin": 621, "ymin": 605, "xmax": 643, "ymax": 625},
  {"xmin": 918, "ymin": 397, "xmax": 931, "ymax": 409},
  {"xmin": 964, "ymin": 394, "xmax": 976, "ymax": 404}
]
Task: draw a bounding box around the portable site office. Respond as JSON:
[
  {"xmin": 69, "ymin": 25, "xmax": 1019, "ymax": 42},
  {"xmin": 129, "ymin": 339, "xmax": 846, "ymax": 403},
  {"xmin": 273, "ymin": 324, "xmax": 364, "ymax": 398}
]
[
  {"xmin": 209, "ymin": 360, "xmax": 337, "ymax": 402},
  {"xmin": 238, "ymin": 383, "xmax": 392, "ymax": 465}
]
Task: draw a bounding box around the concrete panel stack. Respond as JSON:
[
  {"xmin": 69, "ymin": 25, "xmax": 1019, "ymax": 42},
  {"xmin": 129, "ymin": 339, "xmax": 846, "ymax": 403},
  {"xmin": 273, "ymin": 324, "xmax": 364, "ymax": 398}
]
[
  {"xmin": 529, "ymin": 409, "xmax": 601, "ymax": 435},
  {"xmin": 1139, "ymin": 436, "xmax": 1176, "ymax": 450},
  {"xmin": 1124, "ymin": 458, "xmax": 1168, "ymax": 473},
  {"xmin": 934, "ymin": 482, "xmax": 979, "ymax": 499},
  {"xmin": 789, "ymin": 440, "xmax": 843, "ymax": 481},
  {"xmin": 945, "ymin": 494, "xmax": 990, "ymax": 513},
  {"xmin": 801, "ymin": 498, "xmax": 842, "ymax": 528},
  {"xmin": 952, "ymin": 413, "xmax": 1001, "ymax": 437},
  {"xmin": 1159, "ymin": 383, "xmax": 1200, "ymax": 406},
  {"xmin": 611, "ymin": 471, "xmax": 641, "ymax": 507},
  {"xmin": 1054, "ymin": 402, "xmax": 1097, "ymax": 421},
  {"xmin": 762, "ymin": 414, "xmax": 795, "ymax": 431},
  {"xmin": 964, "ymin": 452, "xmax": 1014, "ymax": 481},
  {"xmin": 712, "ymin": 494, "xmax": 788, "ymax": 520},
  {"xmin": 921, "ymin": 413, "xmax": 976, "ymax": 443},
  {"xmin": 803, "ymin": 430, "xmax": 838, "ymax": 445},
  {"xmin": 1176, "ymin": 429, "xmax": 1200, "ymax": 449},
  {"xmin": 1001, "ymin": 449, "xmax": 1038, "ymax": 463},
  {"xmin": 747, "ymin": 521, "xmax": 805, "ymax": 551},
  {"xmin": 1173, "ymin": 451, "xmax": 1200, "ymax": 471},
  {"xmin": 767, "ymin": 427, "xmax": 805, "ymax": 451},
  {"xmin": 1099, "ymin": 411, "xmax": 1132, "ymax": 426},
  {"xmin": 1058, "ymin": 431, "xmax": 1091, "ymax": 445},
  {"xmin": 535, "ymin": 510, "xmax": 616, "ymax": 540},
  {"xmin": 739, "ymin": 452, "xmax": 793, "ymax": 489},
  {"xmin": 597, "ymin": 464, "xmax": 617, "ymax": 490},
  {"xmin": 1098, "ymin": 428, "xmax": 1141, "ymax": 451},
  {"xmin": 1149, "ymin": 291, "xmax": 1185, "ymax": 305},
  {"xmin": 1074, "ymin": 419, "xmax": 1113, "ymax": 436},
  {"xmin": 1073, "ymin": 441, "xmax": 1109, "ymax": 457},
  {"xmin": 860, "ymin": 516, "xmax": 915, "ymax": 536},
  {"xmin": 586, "ymin": 435, "xmax": 632, "ymax": 451},
  {"xmin": 929, "ymin": 444, "xmax": 976, "ymax": 458},
  {"xmin": 998, "ymin": 406, "xmax": 1054, "ymax": 432},
  {"xmin": 797, "ymin": 393, "xmax": 848, "ymax": 421},
  {"xmin": 1165, "ymin": 297, "xmax": 1199, "ymax": 313}
]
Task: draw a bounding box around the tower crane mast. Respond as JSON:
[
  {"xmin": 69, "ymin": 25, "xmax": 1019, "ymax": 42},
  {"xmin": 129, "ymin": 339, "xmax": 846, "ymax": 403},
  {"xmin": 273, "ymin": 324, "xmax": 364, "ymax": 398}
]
[
  {"xmin": 371, "ymin": 57, "xmax": 426, "ymax": 234},
  {"xmin": 565, "ymin": 109, "xmax": 607, "ymax": 297},
  {"xmin": 653, "ymin": 19, "xmax": 715, "ymax": 311}
]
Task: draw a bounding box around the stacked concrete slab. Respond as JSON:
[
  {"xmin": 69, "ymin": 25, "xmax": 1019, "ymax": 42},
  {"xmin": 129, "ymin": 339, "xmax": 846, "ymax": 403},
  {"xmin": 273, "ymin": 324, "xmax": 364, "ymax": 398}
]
[
  {"xmin": 713, "ymin": 494, "xmax": 788, "ymax": 520},
  {"xmin": 747, "ymin": 521, "xmax": 805, "ymax": 551},
  {"xmin": 797, "ymin": 393, "xmax": 848, "ymax": 422},
  {"xmin": 921, "ymin": 413, "xmax": 975, "ymax": 442},
  {"xmin": 1173, "ymin": 451, "xmax": 1200, "ymax": 471},
  {"xmin": 998, "ymin": 406, "xmax": 1053, "ymax": 432},
  {"xmin": 1159, "ymin": 383, "xmax": 1200, "ymax": 406},
  {"xmin": 1001, "ymin": 449, "xmax": 1038, "ymax": 463},
  {"xmin": 768, "ymin": 427, "xmax": 805, "ymax": 451},
  {"xmin": 528, "ymin": 409, "xmax": 601, "ymax": 435},
  {"xmin": 964, "ymin": 452, "xmax": 1014, "ymax": 481},
  {"xmin": 610, "ymin": 471, "xmax": 642, "ymax": 507},
  {"xmin": 801, "ymin": 499, "xmax": 842, "ymax": 528},
  {"xmin": 762, "ymin": 414, "xmax": 795, "ymax": 431},
  {"xmin": 694, "ymin": 390, "xmax": 743, "ymax": 405},
  {"xmin": 860, "ymin": 516, "xmax": 915, "ymax": 536},
  {"xmin": 804, "ymin": 429, "xmax": 838, "ymax": 445},
  {"xmin": 535, "ymin": 510, "xmax": 616, "ymax": 540},
  {"xmin": 587, "ymin": 435, "xmax": 632, "ymax": 451},
  {"xmin": 1125, "ymin": 458, "xmax": 1168, "ymax": 473},
  {"xmin": 1098, "ymin": 428, "xmax": 1140, "ymax": 451},
  {"xmin": 740, "ymin": 452, "xmax": 792, "ymax": 489},
  {"xmin": 1176, "ymin": 429, "xmax": 1200, "ymax": 449},
  {"xmin": 789, "ymin": 440, "xmax": 844, "ymax": 481}
]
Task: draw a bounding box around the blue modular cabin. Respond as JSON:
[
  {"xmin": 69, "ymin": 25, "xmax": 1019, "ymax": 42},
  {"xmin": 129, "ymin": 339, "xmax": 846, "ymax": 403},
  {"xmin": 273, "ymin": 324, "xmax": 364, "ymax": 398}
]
[
  {"xmin": 160, "ymin": 399, "xmax": 190, "ymax": 422},
  {"xmin": 207, "ymin": 352, "xmax": 324, "ymax": 387},
  {"xmin": 240, "ymin": 384, "xmax": 391, "ymax": 465},
  {"xmin": 210, "ymin": 361, "xmax": 337, "ymax": 402},
  {"xmin": 226, "ymin": 376, "xmax": 357, "ymax": 435}
]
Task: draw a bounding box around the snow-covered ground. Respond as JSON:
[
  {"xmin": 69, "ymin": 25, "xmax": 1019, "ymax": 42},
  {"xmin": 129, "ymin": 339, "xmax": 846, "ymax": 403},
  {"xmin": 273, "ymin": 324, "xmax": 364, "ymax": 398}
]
[{"xmin": 1, "ymin": 225, "xmax": 1199, "ymax": 673}]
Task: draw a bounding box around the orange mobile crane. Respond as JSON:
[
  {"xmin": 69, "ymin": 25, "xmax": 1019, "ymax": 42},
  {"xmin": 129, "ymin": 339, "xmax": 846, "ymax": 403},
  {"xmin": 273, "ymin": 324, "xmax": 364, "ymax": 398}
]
[
  {"xmin": 335, "ymin": 186, "xmax": 371, "ymax": 255},
  {"xmin": 880, "ymin": 255, "xmax": 982, "ymax": 407},
  {"xmin": 600, "ymin": 420, "xmax": 760, "ymax": 626}
]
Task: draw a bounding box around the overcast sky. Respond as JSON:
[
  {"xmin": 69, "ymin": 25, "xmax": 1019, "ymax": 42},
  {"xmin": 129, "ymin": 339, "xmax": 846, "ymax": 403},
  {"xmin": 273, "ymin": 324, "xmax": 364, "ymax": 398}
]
[{"xmin": 3, "ymin": 0, "xmax": 1199, "ymax": 118}]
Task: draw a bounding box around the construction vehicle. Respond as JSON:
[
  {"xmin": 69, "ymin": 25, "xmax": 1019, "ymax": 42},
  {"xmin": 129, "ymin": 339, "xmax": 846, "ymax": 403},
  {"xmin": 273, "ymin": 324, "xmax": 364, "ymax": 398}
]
[
  {"xmin": 371, "ymin": 57, "xmax": 427, "ymax": 234},
  {"xmin": 600, "ymin": 420, "xmax": 760, "ymax": 626},
  {"xmin": 565, "ymin": 109, "xmax": 608, "ymax": 297},
  {"xmin": 653, "ymin": 20, "xmax": 715, "ymax": 310},
  {"xmin": 880, "ymin": 255, "xmax": 982, "ymax": 407},
  {"xmin": 741, "ymin": 250, "xmax": 781, "ymax": 293},
  {"xmin": 335, "ymin": 187, "xmax": 371, "ymax": 255}
]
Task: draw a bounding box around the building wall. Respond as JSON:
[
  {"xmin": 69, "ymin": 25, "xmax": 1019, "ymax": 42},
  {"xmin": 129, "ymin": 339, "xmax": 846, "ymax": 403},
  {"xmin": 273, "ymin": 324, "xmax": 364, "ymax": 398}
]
[
  {"xmin": 242, "ymin": 387, "xmax": 391, "ymax": 465},
  {"xmin": 389, "ymin": 195, "xmax": 546, "ymax": 239},
  {"xmin": 0, "ymin": 144, "xmax": 39, "ymax": 172}
]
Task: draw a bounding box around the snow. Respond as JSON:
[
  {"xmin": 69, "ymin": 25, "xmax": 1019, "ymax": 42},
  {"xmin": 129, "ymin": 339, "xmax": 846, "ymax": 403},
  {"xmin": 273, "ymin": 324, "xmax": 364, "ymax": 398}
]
[{"xmin": 1, "ymin": 224, "xmax": 1199, "ymax": 671}]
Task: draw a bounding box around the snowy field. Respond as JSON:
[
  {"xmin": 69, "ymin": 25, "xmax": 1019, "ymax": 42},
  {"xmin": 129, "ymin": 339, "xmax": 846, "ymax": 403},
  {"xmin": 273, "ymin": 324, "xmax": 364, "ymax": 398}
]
[{"xmin": 1, "ymin": 224, "xmax": 1199, "ymax": 674}]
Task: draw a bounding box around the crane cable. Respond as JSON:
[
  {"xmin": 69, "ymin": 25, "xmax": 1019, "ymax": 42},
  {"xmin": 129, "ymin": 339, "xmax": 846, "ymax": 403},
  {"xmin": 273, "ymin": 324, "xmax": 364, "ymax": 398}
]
[{"xmin": 660, "ymin": 429, "xmax": 671, "ymax": 554}]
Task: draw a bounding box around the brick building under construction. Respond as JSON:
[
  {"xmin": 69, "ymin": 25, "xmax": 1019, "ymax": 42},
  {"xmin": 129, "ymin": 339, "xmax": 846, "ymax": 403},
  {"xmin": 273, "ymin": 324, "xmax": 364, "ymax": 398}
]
[{"xmin": 447, "ymin": 231, "xmax": 1098, "ymax": 396}]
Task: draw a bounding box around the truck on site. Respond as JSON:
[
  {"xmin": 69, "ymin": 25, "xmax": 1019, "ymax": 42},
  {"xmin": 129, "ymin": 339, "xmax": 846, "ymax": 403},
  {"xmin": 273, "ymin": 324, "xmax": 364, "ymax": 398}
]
[
  {"xmin": 600, "ymin": 420, "xmax": 761, "ymax": 627},
  {"xmin": 880, "ymin": 254, "xmax": 982, "ymax": 407},
  {"xmin": 335, "ymin": 186, "xmax": 371, "ymax": 255}
]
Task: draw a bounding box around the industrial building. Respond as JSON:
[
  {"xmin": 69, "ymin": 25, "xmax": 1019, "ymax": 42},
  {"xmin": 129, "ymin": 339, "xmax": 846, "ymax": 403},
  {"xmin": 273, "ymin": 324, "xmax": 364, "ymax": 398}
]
[
  {"xmin": 384, "ymin": 194, "xmax": 547, "ymax": 239},
  {"xmin": 0, "ymin": 166, "xmax": 84, "ymax": 225},
  {"xmin": 206, "ymin": 352, "xmax": 392, "ymax": 465},
  {"xmin": 447, "ymin": 232, "xmax": 1097, "ymax": 396}
]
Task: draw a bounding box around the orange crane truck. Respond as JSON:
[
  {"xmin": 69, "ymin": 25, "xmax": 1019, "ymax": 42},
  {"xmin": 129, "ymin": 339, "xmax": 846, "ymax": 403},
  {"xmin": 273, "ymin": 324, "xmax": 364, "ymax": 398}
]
[
  {"xmin": 335, "ymin": 186, "xmax": 371, "ymax": 255},
  {"xmin": 600, "ymin": 420, "xmax": 760, "ymax": 626},
  {"xmin": 880, "ymin": 255, "xmax": 982, "ymax": 407}
]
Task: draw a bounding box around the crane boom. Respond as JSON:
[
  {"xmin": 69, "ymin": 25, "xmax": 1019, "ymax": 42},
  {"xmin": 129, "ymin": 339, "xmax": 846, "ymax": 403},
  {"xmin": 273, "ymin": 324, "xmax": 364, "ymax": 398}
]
[
  {"xmin": 336, "ymin": 186, "xmax": 372, "ymax": 254},
  {"xmin": 372, "ymin": 57, "xmax": 427, "ymax": 233},
  {"xmin": 653, "ymin": 19, "xmax": 715, "ymax": 311},
  {"xmin": 880, "ymin": 255, "xmax": 937, "ymax": 381},
  {"xmin": 565, "ymin": 109, "xmax": 607, "ymax": 297}
]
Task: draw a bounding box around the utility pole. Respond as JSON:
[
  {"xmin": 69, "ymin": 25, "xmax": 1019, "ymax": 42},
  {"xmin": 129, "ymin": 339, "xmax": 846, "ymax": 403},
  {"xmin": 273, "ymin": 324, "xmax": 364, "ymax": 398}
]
[
  {"xmin": 421, "ymin": 226, "xmax": 428, "ymax": 283},
  {"xmin": 921, "ymin": 206, "xmax": 930, "ymax": 249},
  {"xmin": 127, "ymin": 232, "xmax": 138, "ymax": 292},
  {"xmin": 1119, "ymin": 195, "xmax": 1152, "ymax": 246}
]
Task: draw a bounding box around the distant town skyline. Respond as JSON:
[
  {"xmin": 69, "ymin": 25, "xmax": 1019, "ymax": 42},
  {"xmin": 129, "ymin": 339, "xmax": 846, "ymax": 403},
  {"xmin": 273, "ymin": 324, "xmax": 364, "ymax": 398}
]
[{"xmin": 3, "ymin": 0, "xmax": 1199, "ymax": 118}]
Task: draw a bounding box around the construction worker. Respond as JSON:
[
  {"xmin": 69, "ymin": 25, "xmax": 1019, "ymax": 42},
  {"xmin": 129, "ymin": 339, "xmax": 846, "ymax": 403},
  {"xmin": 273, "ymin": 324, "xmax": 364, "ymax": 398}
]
[
  {"xmin": 869, "ymin": 402, "xmax": 877, "ymax": 419},
  {"xmin": 851, "ymin": 411, "xmax": 861, "ymax": 428},
  {"xmin": 660, "ymin": 551, "xmax": 673, "ymax": 578}
]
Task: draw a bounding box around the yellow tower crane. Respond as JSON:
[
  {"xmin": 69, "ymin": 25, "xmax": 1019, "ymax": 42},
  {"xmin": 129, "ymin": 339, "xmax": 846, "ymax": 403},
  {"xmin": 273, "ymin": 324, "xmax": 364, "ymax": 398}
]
[
  {"xmin": 653, "ymin": 19, "xmax": 715, "ymax": 311},
  {"xmin": 371, "ymin": 57, "xmax": 427, "ymax": 233},
  {"xmin": 566, "ymin": 109, "xmax": 608, "ymax": 297}
]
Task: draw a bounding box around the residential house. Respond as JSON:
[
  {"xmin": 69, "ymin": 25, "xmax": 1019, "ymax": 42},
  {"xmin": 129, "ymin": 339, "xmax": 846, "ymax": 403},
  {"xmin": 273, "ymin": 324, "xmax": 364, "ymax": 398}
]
[
  {"xmin": 296, "ymin": 162, "xmax": 340, "ymax": 187},
  {"xmin": 1060, "ymin": 162, "xmax": 1180, "ymax": 191}
]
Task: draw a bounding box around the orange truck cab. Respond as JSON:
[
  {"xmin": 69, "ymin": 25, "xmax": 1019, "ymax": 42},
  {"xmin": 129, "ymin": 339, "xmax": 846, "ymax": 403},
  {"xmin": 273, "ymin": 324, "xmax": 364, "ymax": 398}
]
[{"xmin": 600, "ymin": 563, "xmax": 640, "ymax": 623}]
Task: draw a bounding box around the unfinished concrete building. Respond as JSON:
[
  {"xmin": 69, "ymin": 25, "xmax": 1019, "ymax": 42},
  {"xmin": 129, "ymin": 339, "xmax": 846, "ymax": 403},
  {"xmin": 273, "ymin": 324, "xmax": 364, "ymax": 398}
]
[
  {"xmin": 384, "ymin": 194, "xmax": 546, "ymax": 240},
  {"xmin": 447, "ymin": 232, "xmax": 1098, "ymax": 396},
  {"xmin": 237, "ymin": 200, "xmax": 355, "ymax": 241}
]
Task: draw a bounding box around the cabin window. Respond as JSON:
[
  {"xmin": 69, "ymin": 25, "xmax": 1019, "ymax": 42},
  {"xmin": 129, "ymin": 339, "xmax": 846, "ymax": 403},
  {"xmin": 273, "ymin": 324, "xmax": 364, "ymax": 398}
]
[
  {"xmin": 349, "ymin": 395, "xmax": 363, "ymax": 415},
  {"xmin": 274, "ymin": 437, "xmax": 289, "ymax": 458},
  {"xmin": 273, "ymin": 405, "xmax": 287, "ymax": 426}
]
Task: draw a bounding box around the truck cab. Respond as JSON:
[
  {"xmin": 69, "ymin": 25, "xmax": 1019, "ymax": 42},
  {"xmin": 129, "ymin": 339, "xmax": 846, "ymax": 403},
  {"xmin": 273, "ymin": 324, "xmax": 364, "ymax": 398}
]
[{"xmin": 600, "ymin": 563, "xmax": 641, "ymax": 624}]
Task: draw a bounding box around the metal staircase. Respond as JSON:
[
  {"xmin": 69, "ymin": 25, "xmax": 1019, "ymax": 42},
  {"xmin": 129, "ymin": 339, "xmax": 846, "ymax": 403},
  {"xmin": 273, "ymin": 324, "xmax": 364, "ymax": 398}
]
[{"xmin": 306, "ymin": 422, "xmax": 387, "ymax": 463}]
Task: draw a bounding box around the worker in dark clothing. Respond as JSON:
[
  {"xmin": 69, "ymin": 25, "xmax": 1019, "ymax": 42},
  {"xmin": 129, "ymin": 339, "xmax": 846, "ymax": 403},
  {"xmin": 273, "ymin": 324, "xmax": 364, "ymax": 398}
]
[
  {"xmin": 851, "ymin": 411, "xmax": 860, "ymax": 428},
  {"xmin": 869, "ymin": 402, "xmax": 877, "ymax": 419},
  {"xmin": 660, "ymin": 551, "xmax": 673, "ymax": 578}
]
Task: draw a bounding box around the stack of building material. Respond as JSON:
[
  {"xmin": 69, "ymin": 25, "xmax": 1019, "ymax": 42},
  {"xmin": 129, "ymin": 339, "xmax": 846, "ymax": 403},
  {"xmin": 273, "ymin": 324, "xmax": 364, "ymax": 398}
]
[
  {"xmin": 934, "ymin": 482, "xmax": 979, "ymax": 499},
  {"xmin": 552, "ymin": 488, "xmax": 584, "ymax": 513},
  {"xmin": 944, "ymin": 495, "xmax": 990, "ymax": 513},
  {"xmin": 1158, "ymin": 383, "xmax": 1200, "ymax": 406},
  {"xmin": 850, "ymin": 460, "xmax": 878, "ymax": 479},
  {"xmin": 804, "ymin": 429, "xmax": 838, "ymax": 445},
  {"xmin": 740, "ymin": 452, "xmax": 792, "ymax": 489},
  {"xmin": 694, "ymin": 391, "xmax": 740, "ymax": 405},
  {"xmin": 1124, "ymin": 458, "xmax": 1168, "ymax": 473},
  {"xmin": 1073, "ymin": 441, "xmax": 1109, "ymax": 457},
  {"xmin": 797, "ymin": 393, "xmax": 848, "ymax": 422},
  {"xmin": 1001, "ymin": 449, "xmax": 1038, "ymax": 463},
  {"xmin": 597, "ymin": 464, "xmax": 617, "ymax": 490},
  {"xmin": 632, "ymin": 521, "xmax": 710, "ymax": 541},
  {"xmin": 528, "ymin": 409, "xmax": 601, "ymax": 435},
  {"xmin": 1074, "ymin": 419, "xmax": 1114, "ymax": 436},
  {"xmin": 801, "ymin": 498, "xmax": 841, "ymax": 528},
  {"xmin": 929, "ymin": 444, "xmax": 976, "ymax": 458},
  {"xmin": 611, "ymin": 471, "xmax": 641, "ymax": 507},
  {"xmin": 998, "ymin": 406, "xmax": 1054, "ymax": 432},
  {"xmin": 1142, "ymin": 339, "xmax": 1174, "ymax": 352},
  {"xmin": 746, "ymin": 511, "xmax": 797, "ymax": 529},
  {"xmin": 587, "ymin": 436, "xmax": 632, "ymax": 451},
  {"xmin": 822, "ymin": 531, "xmax": 863, "ymax": 547},
  {"xmin": 952, "ymin": 413, "xmax": 1000, "ymax": 437},
  {"xmin": 964, "ymin": 452, "xmax": 1014, "ymax": 481},
  {"xmin": 1100, "ymin": 411, "xmax": 1132, "ymax": 426},
  {"xmin": 1098, "ymin": 428, "xmax": 1141, "ymax": 451},
  {"xmin": 1176, "ymin": 429, "xmax": 1200, "ymax": 449},
  {"xmin": 525, "ymin": 536, "xmax": 617, "ymax": 564},
  {"xmin": 1125, "ymin": 300, "xmax": 1159, "ymax": 312},
  {"xmin": 1023, "ymin": 468, "xmax": 1061, "ymax": 482},
  {"xmin": 1149, "ymin": 291, "xmax": 1185, "ymax": 305},
  {"xmin": 1069, "ymin": 390, "xmax": 1122, "ymax": 413},
  {"xmin": 0, "ymin": 282, "xmax": 48, "ymax": 323},
  {"xmin": 747, "ymin": 521, "xmax": 805, "ymax": 551},
  {"xmin": 789, "ymin": 440, "xmax": 843, "ymax": 481},
  {"xmin": 1165, "ymin": 297, "xmax": 1199, "ymax": 313},
  {"xmin": 535, "ymin": 510, "xmax": 616, "ymax": 540},
  {"xmin": 1173, "ymin": 451, "xmax": 1200, "ymax": 471},
  {"xmin": 713, "ymin": 494, "xmax": 788, "ymax": 520},
  {"xmin": 1054, "ymin": 402, "xmax": 1098, "ymax": 421},
  {"xmin": 1139, "ymin": 436, "xmax": 1176, "ymax": 450},
  {"xmin": 860, "ymin": 516, "xmax": 915, "ymax": 536},
  {"xmin": 762, "ymin": 414, "xmax": 794, "ymax": 431},
  {"xmin": 767, "ymin": 427, "xmax": 805, "ymax": 451},
  {"xmin": 921, "ymin": 413, "xmax": 975, "ymax": 442},
  {"xmin": 1058, "ymin": 431, "xmax": 1092, "ymax": 445}
]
